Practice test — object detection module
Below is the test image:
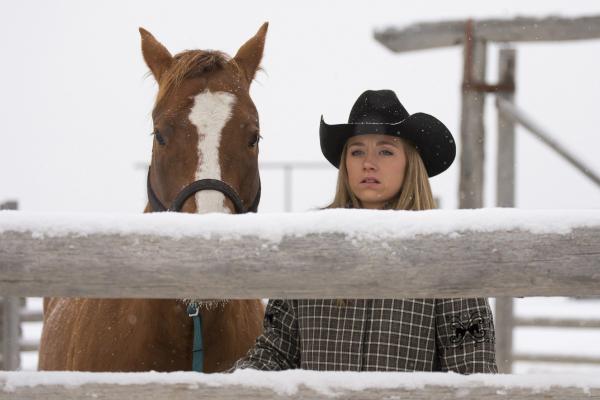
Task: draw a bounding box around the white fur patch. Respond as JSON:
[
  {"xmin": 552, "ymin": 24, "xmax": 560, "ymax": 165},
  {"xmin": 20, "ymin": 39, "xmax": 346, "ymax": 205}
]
[{"xmin": 188, "ymin": 90, "xmax": 236, "ymax": 214}]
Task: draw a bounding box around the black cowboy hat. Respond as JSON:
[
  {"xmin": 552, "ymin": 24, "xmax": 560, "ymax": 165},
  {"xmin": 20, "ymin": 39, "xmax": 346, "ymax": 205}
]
[{"xmin": 320, "ymin": 90, "xmax": 455, "ymax": 177}]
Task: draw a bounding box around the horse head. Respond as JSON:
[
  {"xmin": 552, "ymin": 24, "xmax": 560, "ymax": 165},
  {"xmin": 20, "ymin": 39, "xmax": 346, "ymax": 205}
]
[
  {"xmin": 37, "ymin": 27, "xmax": 269, "ymax": 373},
  {"xmin": 140, "ymin": 24, "xmax": 267, "ymax": 214}
]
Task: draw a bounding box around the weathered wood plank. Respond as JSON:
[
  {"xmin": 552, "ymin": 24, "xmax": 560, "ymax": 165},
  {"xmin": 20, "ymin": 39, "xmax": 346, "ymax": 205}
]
[
  {"xmin": 459, "ymin": 38, "xmax": 486, "ymax": 208},
  {"xmin": 0, "ymin": 301, "xmax": 3, "ymax": 369},
  {"xmin": 496, "ymin": 97, "xmax": 600, "ymax": 188},
  {"xmin": 0, "ymin": 227, "xmax": 599, "ymax": 299},
  {"xmin": 0, "ymin": 298, "xmax": 19, "ymax": 371},
  {"xmin": 0, "ymin": 203, "xmax": 18, "ymax": 212},
  {"xmin": 375, "ymin": 16, "xmax": 600, "ymax": 53},
  {"xmin": 494, "ymin": 297, "xmax": 514, "ymax": 373},
  {"xmin": 514, "ymin": 353, "xmax": 600, "ymax": 365},
  {"xmin": 19, "ymin": 339, "xmax": 38, "ymax": 353},
  {"xmin": 18, "ymin": 310, "xmax": 42, "ymax": 323},
  {"xmin": 1, "ymin": 372, "xmax": 599, "ymax": 400},
  {"xmin": 494, "ymin": 48, "xmax": 517, "ymax": 375},
  {"xmin": 515, "ymin": 317, "xmax": 600, "ymax": 329},
  {"xmin": 1, "ymin": 383, "xmax": 599, "ymax": 400},
  {"xmin": 496, "ymin": 48, "xmax": 516, "ymax": 208}
]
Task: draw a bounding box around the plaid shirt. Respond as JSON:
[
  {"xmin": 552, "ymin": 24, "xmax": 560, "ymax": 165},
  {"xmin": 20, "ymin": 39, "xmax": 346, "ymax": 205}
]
[{"xmin": 233, "ymin": 298, "xmax": 497, "ymax": 374}]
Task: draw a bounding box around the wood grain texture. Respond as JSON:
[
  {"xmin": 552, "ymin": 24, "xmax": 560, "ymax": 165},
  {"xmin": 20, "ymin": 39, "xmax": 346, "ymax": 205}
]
[
  {"xmin": 0, "ymin": 298, "xmax": 19, "ymax": 370},
  {"xmin": 496, "ymin": 97, "xmax": 600, "ymax": 188},
  {"xmin": 459, "ymin": 38, "xmax": 486, "ymax": 209},
  {"xmin": 1, "ymin": 228, "xmax": 599, "ymax": 299},
  {"xmin": 374, "ymin": 16, "xmax": 600, "ymax": 53},
  {"xmin": 494, "ymin": 48, "xmax": 516, "ymax": 374},
  {"xmin": 0, "ymin": 378, "xmax": 598, "ymax": 400}
]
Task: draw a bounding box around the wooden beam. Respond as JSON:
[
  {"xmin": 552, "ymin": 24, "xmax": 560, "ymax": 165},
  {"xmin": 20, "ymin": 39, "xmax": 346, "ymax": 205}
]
[
  {"xmin": 18, "ymin": 310, "xmax": 42, "ymax": 323},
  {"xmin": 19, "ymin": 339, "xmax": 38, "ymax": 353},
  {"xmin": 494, "ymin": 48, "xmax": 517, "ymax": 375},
  {"xmin": 0, "ymin": 226, "xmax": 599, "ymax": 299},
  {"xmin": 1, "ymin": 371, "xmax": 599, "ymax": 400},
  {"xmin": 496, "ymin": 49, "xmax": 517, "ymax": 208},
  {"xmin": 514, "ymin": 354, "xmax": 600, "ymax": 365},
  {"xmin": 0, "ymin": 302, "xmax": 3, "ymax": 370},
  {"xmin": 374, "ymin": 15, "xmax": 600, "ymax": 53},
  {"xmin": 494, "ymin": 297, "xmax": 513, "ymax": 374},
  {"xmin": 515, "ymin": 317, "xmax": 600, "ymax": 329},
  {"xmin": 1, "ymin": 298, "xmax": 20, "ymax": 370},
  {"xmin": 496, "ymin": 97, "xmax": 600, "ymax": 188},
  {"xmin": 0, "ymin": 202, "xmax": 18, "ymax": 211},
  {"xmin": 459, "ymin": 35, "xmax": 486, "ymax": 208}
]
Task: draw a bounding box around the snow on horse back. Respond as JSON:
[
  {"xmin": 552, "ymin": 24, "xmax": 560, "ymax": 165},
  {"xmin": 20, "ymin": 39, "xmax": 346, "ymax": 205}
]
[{"xmin": 38, "ymin": 23, "xmax": 268, "ymax": 372}]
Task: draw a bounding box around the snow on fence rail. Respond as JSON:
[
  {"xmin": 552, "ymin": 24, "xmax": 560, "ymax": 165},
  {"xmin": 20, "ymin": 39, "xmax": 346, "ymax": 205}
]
[
  {"xmin": 1, "ymin": 209, "xmax": 599, "ymax": 299},
  {"xmin": 1, "ymin": 370, "xmax": 600, "ymax": 400},
  {"xmin": 1, "ymin": 208, "xmax": 600, "ymax": 399}
]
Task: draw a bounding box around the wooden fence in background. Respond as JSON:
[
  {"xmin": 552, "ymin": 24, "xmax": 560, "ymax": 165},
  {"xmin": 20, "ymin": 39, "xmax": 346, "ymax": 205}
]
[
  {"xmin": 0, "ymin": 201, "xmax": 21, "ymax": 371},
  {"xmin": 375, "ymin": 14, "xmax": 600, "ymax": 374}
]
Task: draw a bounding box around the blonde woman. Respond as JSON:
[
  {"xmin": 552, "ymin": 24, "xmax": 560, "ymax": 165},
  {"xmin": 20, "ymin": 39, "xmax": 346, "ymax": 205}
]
[{"xmin": 233, "ymin": 90, "xmax": 497, "ymax": 373}]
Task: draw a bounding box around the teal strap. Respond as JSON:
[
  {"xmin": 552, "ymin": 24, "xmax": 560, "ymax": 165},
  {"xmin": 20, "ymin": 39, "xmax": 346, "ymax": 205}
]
[{"xmin": 187, "ymin": 304, "xmax": 204, "ymax": 372}]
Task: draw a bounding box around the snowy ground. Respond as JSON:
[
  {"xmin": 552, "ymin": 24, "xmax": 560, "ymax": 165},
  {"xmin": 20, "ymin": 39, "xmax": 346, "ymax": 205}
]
[{"xmin": 19, "ymin": 297, "xmax": 600, "ymax": 374}]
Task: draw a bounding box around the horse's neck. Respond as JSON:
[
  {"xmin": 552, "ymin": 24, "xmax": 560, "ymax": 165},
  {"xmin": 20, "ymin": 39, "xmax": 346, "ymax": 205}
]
[
  {"xmin": 199, "ymin": 300, "xmax": 265, "ymax": 364},
  {"xmin": 199, "ymin": 302, "xmax": 239, "ymax": 333}
]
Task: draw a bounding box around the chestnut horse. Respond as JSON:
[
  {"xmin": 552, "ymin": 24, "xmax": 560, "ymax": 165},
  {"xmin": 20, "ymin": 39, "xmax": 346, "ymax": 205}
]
[{"xmin": 38, "ymin": 24, "xmax": 268, "ymax": 372}]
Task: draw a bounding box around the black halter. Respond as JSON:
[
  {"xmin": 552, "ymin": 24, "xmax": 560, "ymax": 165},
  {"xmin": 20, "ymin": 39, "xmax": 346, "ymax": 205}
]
[{"xmin": 146, "ymin": 168, "xmax": 260, "ymax": 214}]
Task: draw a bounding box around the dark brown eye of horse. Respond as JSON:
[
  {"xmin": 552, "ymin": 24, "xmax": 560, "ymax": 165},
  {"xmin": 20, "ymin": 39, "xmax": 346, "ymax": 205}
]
[
  {"xmin": 153, "ymin": 130, "xmax": 166, "ymax": 146},
  {"xmin": 248, "ymin": 134, "xmax": 261, "ymax": 148}
]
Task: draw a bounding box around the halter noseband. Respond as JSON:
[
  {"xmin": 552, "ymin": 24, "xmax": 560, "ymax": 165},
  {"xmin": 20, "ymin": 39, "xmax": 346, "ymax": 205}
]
[{"xmin": 146, "ymin": 167, "xmax": 260, "ymax": 214}]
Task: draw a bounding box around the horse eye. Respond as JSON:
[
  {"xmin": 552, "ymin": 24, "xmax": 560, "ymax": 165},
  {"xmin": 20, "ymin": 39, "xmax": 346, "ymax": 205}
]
[
  {"xmin": 248, "ymin": 134, "xmax": 261, "ymax": 148},
  {"xmin": 153, "ymin": 130, "xmax": 166, "ymax": 146}
]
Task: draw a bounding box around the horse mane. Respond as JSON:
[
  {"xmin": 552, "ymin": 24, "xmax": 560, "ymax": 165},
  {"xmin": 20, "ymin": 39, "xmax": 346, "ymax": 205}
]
[{"xmin": 155, "ymin": 50, "xmax": 230, "ymax": 108}]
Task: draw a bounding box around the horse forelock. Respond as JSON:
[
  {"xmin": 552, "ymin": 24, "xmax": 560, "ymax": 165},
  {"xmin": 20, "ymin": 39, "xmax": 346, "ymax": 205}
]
[{"xmin": 154, "ymin": 50, "xmax": 230, "ymax": 110}]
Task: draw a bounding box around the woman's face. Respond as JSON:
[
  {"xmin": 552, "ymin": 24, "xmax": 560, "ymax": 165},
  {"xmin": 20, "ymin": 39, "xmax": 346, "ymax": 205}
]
[{"xmin": 345, "ymin": 134, "xmax": 407, "ymax": 209}]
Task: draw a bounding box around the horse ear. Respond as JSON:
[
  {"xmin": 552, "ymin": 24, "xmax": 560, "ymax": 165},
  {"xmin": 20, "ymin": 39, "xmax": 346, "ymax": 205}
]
[
  {"xmin": 234, "ymin": 22, "xmax": 268, "ymax": 84},
  {"xmin": 139, "ymin": 27, "xmax": 173, "ymax": 82}
]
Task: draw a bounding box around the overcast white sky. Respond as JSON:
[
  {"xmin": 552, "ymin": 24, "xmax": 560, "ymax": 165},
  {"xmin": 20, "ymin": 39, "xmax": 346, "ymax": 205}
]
[{"xmin": 1, "ymin": 0, "xmax": 599, "ymax": 213}]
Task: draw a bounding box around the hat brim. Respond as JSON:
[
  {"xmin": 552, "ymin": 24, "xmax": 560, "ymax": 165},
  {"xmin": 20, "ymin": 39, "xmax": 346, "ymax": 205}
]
[{"xmin": 320, "ymin": 113, "xmax": 455, "ymax": 177}]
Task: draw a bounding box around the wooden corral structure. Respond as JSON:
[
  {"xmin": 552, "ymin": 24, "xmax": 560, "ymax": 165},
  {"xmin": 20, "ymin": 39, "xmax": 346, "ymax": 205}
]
[
  {"xmin": 1, "ymin": 210, "xmax": 600, "ymax": 398},
  {"xmin": 0, "ymin": 212, "xmax": 599, "ymax": 299},
  {"xmin": 375, "ymin": 14, "xmax": 600, "ymax": 373}
]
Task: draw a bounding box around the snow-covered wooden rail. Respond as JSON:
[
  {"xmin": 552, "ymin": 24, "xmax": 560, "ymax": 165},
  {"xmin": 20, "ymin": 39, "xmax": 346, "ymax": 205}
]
[
  {"xmin": 1, "ymin": 209, "xmax": 600, "ymax": 399},
  {"xmin": 1, "ymin": 209, "xmax": 599, "ymax": 299},
  {"xmin": 1, "ymin": 370, "xmax": 600, "ymax": 400},
  {"xmin": 374, "ymin": 15, "xmax": 600, "ymax": 53}
]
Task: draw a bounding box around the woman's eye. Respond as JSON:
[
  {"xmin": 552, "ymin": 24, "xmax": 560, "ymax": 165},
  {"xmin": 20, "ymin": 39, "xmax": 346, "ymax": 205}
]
[
  {"xmin": 380, "ymin": 149, "xmax": 394, "ymax": 156},
  {"xmin": 350, "ymin": 150, "xmax": 364, "ymax": 156}
]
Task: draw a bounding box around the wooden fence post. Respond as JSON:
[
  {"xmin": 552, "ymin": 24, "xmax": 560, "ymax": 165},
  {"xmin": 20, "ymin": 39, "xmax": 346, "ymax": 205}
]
[
  {"xmin": 459, "ymin": 23, "xmax": 487, "ymax": 209},
  {"xmin": 0, "ymin": 201, "xmax": 21, "ymax": 371},
  {"xmin": 0, "ymin": 298, "xmax": 20, "ymax": 371},
  {"xmin": 495, "ymin": 48, "xmax": 516, "ymax": 374}
]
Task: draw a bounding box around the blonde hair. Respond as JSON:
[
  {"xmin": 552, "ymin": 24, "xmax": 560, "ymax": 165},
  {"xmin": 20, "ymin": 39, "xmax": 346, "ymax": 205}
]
[
  {"xmin": 326, "ymin": 138, "xmax": 436, "ymax": 211},
  {"xmin": 330, "ymin": 139, "xmax": 436, "ymax": 307}
]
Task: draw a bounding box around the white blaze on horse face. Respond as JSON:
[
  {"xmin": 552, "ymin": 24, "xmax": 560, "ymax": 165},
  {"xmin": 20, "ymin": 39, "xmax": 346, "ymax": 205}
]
[{"xmin": 188, "ymin": 90, "xmax": 237, "ymax": 214}]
